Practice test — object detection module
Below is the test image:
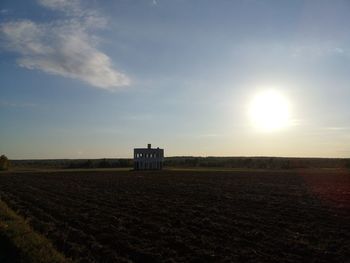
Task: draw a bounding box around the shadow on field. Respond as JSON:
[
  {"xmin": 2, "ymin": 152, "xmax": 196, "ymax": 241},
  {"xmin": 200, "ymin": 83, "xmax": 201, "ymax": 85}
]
[{"xmin": 0, "ymin": 233, "xmax": 20, "ymax": 263}]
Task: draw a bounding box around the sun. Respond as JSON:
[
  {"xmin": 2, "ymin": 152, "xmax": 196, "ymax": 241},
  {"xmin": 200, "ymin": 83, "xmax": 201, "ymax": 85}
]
[{"xmin": 248, "ymin": 90, "xmax": 291, "ymax": 132}]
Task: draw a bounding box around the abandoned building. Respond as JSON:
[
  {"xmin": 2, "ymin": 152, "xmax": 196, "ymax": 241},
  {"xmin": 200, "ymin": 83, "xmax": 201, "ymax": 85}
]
[{"xmin": 134, "ymin": 144, "xmax": 164, "ymax": 170}]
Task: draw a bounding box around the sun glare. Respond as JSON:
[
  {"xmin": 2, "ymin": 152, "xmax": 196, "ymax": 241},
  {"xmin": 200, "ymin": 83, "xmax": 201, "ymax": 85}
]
[{"xmin": 248, "ymin": 89, "xmax": 291, "ymax": 132}]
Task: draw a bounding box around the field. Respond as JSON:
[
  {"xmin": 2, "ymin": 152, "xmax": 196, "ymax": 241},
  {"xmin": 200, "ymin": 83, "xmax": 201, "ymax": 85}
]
[{"xmin": 0, "ymin": 169, "xmax": 349, "ymax": 262}]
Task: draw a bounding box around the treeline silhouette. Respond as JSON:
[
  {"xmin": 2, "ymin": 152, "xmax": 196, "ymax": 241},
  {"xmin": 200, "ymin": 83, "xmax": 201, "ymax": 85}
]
[
  {"xmin": 9, "ymin": 157, "xmax": 350, "ymax": 170},
  {"xmin": 164, "ymin": 157, "xmax": 350, "ymax": 169},
  {"xmin": 11, "ymin": 158, "xmax": 132, "ymax": 170}
]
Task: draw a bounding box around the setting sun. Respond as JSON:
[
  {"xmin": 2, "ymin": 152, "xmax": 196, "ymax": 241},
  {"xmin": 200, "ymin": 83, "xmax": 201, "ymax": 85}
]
[{"xmin": 249, "ymin": 90, "xmax": 291, "ymax": 132}]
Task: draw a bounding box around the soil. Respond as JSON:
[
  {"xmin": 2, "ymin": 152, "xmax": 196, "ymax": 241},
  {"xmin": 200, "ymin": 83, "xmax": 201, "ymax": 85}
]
[{"xmin": 0, "ymin": 169, "xmax": 349, "ymax": 262}]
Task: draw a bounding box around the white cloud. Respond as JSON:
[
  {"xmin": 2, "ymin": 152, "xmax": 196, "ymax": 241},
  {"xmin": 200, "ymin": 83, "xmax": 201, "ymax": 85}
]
[
  {"xmin": 37, "ymin": 0, "xmax": 79, "ymax": 12},
  {"xmin": 0, "ymin": 9, "xmax": 9, "ymax": 14},
  {"xmin": 0, "ymin": 0, "xmax": 129, "ymax": 90},
  {"xmin": 290, "ymin": 45, "xmax": 348, "ymax": 58}
]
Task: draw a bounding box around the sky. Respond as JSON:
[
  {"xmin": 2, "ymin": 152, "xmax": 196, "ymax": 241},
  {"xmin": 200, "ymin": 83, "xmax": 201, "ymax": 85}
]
[{"xmin": 1, "ymin": 0, "xmax": 350, "ymax": 159}]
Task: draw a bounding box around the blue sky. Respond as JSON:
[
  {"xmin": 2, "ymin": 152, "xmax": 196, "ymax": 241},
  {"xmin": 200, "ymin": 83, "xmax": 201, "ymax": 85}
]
[{"xmin": 1, "ymin": 0, "xmax": 350, "ymax": 159}]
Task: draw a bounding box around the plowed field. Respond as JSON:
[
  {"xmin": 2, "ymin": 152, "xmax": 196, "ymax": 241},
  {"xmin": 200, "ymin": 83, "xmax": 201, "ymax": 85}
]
[{"xmin": 0, "ymin": 169, "xmax": 349, "ymax": 262}]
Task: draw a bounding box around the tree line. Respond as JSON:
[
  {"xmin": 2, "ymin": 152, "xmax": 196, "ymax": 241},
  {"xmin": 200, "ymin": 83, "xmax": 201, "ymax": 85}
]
[
  {"xmin": 164, "ymin": 156, "xmax": 350, "ymax": 169},
  {"xmin": 6, "ymin": 156, "xmax": 350, "ymax": 170}
]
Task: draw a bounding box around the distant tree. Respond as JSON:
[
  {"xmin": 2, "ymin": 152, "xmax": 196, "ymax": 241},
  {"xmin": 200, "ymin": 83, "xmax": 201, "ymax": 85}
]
[
  {"xmin": 0, "ymin": 155, "xmax": 10, "ymax": 170},
  {"xmin": 243, "ymin": 158, "xmax": 252, "ymax": 168},
  {"xmin": 118, "ymin": 159, "xmax": 131, "ymax": 168},
  {"xmin": 98, "ymin": 159, "xmax": 111, "ymax": 168},
  {"xmin": 83, "ymin": 160, "xmax": 94, "ymax": 168},
  {"xmin": 345, "ymin": 159, "xmax": 350, "ymax": 169},
  {"xmin": 280, "ymin": 159, "xmax": 291, "ymax": 169}
]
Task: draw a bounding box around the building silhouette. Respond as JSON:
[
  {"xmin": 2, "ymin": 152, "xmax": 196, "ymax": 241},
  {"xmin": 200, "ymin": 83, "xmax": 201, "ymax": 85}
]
[{"xmin": 134, "ymin": 144, "xmax": 164, "ymax": 170}]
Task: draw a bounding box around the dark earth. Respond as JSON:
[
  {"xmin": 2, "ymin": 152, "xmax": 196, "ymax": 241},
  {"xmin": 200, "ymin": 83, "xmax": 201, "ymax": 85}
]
[{"xmin": 0, "ymin": 169, "xmax": 349, "ymax": 262}]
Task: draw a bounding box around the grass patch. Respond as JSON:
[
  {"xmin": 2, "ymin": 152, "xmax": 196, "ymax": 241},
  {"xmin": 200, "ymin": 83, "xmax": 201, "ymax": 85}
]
[{"xmin": 0, "ymin": 199, "xmax": 73, "ymax": 263}]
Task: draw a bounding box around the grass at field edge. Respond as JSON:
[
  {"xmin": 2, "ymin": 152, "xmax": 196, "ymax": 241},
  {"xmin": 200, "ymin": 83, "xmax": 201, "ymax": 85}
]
[{"xmin": 0, "ymin": 199, "xmax": 73, "ymax": 263}]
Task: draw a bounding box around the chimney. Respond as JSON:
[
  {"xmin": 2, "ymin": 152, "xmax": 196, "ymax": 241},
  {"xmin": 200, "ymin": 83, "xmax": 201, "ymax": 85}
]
[{"xmin": 148, "ymin": 144, "xmax": 151, "ymax": 149}]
